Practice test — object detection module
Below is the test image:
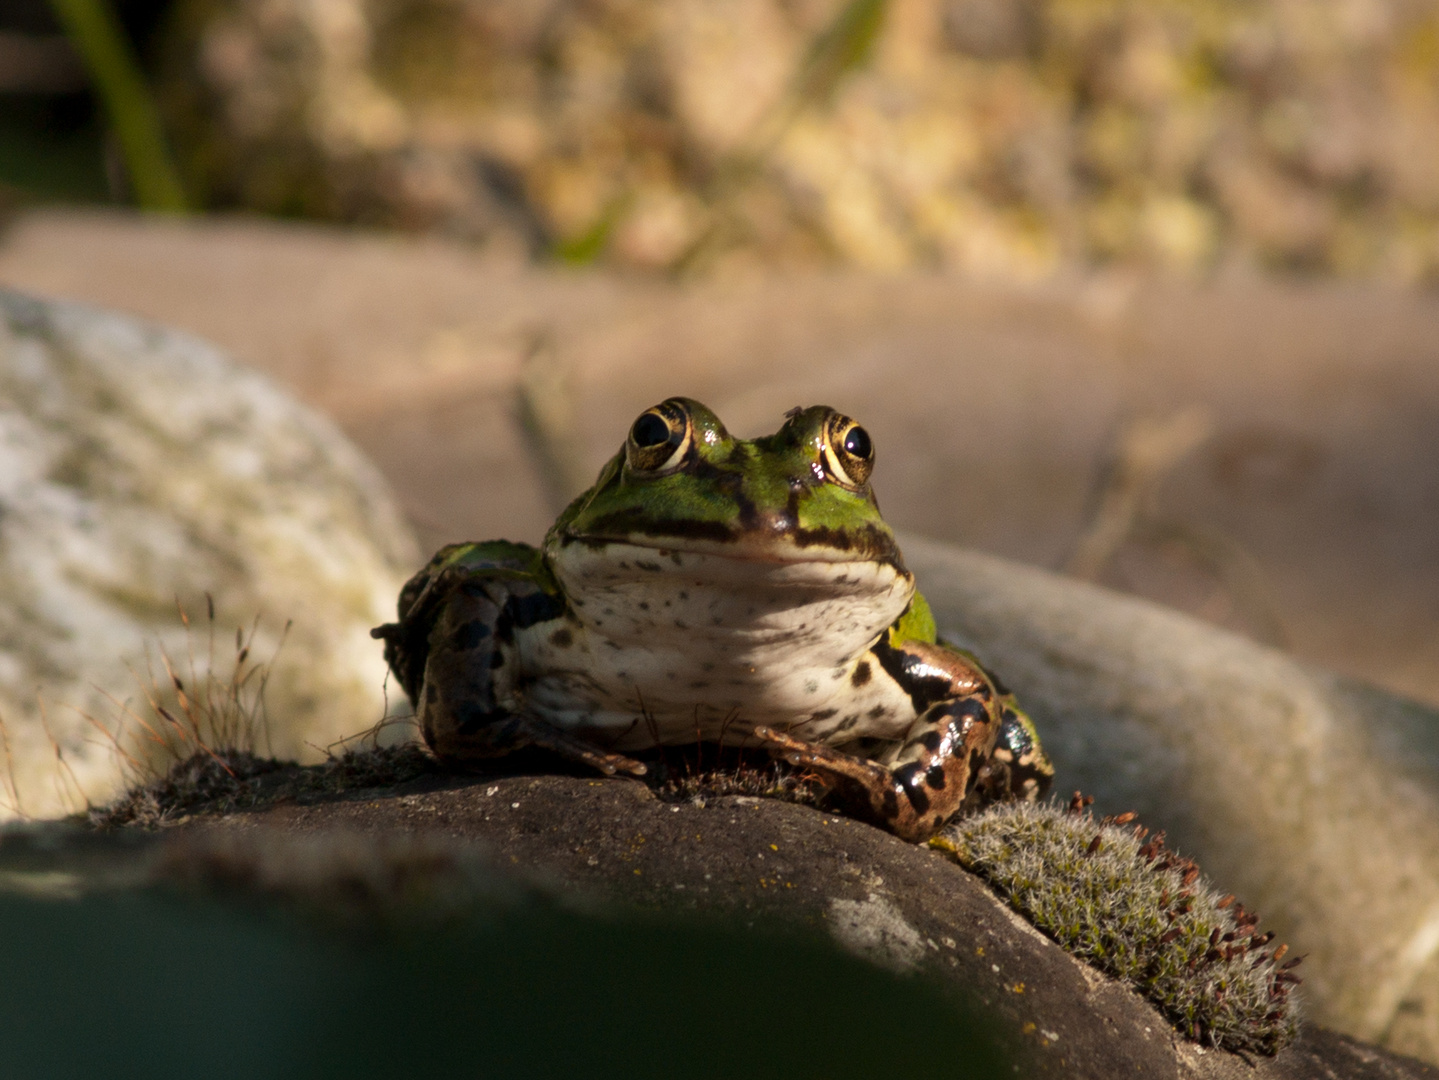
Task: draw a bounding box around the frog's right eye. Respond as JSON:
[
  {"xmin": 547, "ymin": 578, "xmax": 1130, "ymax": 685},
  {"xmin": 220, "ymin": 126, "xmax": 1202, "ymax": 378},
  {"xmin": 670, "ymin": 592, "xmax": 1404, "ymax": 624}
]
[
  {"xmin": 822, "ymin": 413, "xmax": 875, "ymax": 488},
  {"xmin": 626, "ymin": 400, "xmax": 691, "ymax": 473}
]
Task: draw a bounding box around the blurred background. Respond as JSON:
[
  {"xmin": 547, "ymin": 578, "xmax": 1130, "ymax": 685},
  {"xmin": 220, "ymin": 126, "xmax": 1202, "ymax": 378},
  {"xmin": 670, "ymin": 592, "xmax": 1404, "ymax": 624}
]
[
  {"xmin": 3, "ymin": 1, "xmax": 1439, "ymax": 1063},
  {"xmin": 16, "ymin": 0, "xmax": 1439, "ymax": 276},
  {"xmin": 1, "ymin": 0, "xmax": 1437, "ymax": 704}
]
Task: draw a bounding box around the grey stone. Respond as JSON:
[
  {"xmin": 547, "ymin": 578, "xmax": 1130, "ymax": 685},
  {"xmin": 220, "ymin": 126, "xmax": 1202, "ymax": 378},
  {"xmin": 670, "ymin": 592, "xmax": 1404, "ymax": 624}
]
[
  {"xmin": 904, "ymin": 535, "xmax": 1439, "ymax": 1059},
  {"xmin": 8, "ymin": 770, "xmax": 1434, "ymax": 1077},
  {"xmin": 0, "ymin": 289, "xmax": 417, "ymax": 820}
]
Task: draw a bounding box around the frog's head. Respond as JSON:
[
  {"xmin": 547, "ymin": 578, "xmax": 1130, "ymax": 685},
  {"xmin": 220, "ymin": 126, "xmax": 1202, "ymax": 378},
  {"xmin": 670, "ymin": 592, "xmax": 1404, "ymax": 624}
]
[{"xmin": 547, "ymin": 397, "xmax": 905, "ymax": 570}]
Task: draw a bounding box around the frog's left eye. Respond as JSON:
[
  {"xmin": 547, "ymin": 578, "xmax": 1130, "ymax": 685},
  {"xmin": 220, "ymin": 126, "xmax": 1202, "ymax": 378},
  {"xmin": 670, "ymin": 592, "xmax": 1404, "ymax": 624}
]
[
  {"xmin": 823, "ymin": 414, "xmax": 874, "ymax": 488},
  {"xmin": 626, "ymin": 400, "xmax": 692, "ymax": 473}
]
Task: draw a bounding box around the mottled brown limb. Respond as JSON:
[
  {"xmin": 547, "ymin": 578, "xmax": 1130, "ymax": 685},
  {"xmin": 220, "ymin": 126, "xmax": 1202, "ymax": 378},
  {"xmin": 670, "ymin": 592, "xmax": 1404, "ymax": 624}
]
[
  {"xmin": 429, "ymin": 710, "xmax": 647, "ymax": 778},
  {"xmin": 754, "ymin": 637, "xmax": 1016, "ymax": 841},
  {"xmin": 754, "ymin": 726, "xmax": 936, "ymax": 842},
  {"xmin": 405, "ymin": 563, "xmax": 644, "ymax": 780}
]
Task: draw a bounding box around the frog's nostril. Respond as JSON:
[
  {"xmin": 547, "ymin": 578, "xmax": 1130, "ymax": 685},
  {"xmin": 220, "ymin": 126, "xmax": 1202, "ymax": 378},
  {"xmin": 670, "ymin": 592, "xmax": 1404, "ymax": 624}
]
[{"xmin": 754, "ymin": 508, "xmax": 796, "ymax": 536}]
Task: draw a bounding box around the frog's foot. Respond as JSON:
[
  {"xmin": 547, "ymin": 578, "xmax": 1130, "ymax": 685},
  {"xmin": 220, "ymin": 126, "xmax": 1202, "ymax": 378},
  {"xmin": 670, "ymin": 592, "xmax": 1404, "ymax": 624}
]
[
  {"xmin": 972, "ymin": 704, "xmax": 1053, "ymax": 806},
  {"xmin": 753, "ymin": 726, "xmax": 947, "ymax": 843},
  {"xmin": 514, "ymin": 714, "xmax": 649, "ymax": 778}
]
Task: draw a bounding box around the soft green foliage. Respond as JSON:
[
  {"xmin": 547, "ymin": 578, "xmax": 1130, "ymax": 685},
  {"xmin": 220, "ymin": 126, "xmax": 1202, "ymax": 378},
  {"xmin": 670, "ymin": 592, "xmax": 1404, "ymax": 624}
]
[
  {"xmin": 554, "ymin": 194, "xmax": 629, "ymax": 265},
  {"xmin": 48, "ymin": 0, "xmax": 187, "ymax": 211},
  {"xmin": 938, "ymin": 800, "xmax": 1301, "ymax": 1054},
  {"xmin": 792, "ymin": 0, "xmax": 889, "ymax": 106},
  {"xmin": 158, "ymin": 0, "xmax": 1439, "ymax": 278}
]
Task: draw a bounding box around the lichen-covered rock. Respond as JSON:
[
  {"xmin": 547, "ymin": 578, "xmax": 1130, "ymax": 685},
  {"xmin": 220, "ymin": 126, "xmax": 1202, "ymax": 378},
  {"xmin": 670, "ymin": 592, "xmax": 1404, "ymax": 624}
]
[
  {"xmin": 0, "ymin": 290, "xmax": 418, "ymax": 820},
  {"xmin": 157, "ymin": 0, "xmax": 1439, "ymax": 280},
  {"xmin": 903, "ymin": 536, "xmax": 1439, "ymax": 1064}
]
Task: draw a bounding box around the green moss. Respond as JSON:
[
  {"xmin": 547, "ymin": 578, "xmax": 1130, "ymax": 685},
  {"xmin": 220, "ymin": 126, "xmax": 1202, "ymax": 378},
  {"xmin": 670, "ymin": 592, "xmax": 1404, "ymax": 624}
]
[{"xmin": 935, "ymin": 799, "xmax": 1300, "ymax": 1055}]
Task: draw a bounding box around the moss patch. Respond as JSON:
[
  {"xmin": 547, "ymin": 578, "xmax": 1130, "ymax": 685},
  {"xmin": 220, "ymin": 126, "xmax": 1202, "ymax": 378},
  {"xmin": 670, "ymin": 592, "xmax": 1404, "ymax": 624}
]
[{"xmin": 935, "ymin": 798, "xmax": 1301, "ymax": 1055}]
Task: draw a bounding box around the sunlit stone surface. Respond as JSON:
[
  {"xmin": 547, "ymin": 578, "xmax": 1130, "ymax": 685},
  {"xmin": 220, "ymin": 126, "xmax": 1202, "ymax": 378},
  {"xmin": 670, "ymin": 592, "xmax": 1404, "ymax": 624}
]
[{"xmin": 0, "ymin": 290, "xmax": 417, "ymax": 820}]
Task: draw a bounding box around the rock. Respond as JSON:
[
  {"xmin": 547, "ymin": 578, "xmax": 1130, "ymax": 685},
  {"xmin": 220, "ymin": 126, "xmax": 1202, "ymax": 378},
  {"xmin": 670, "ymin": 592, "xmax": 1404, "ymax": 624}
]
[
  {"xmin": 0, "ymin": 820, "xmax": 1016, "ymax": 1080},
  {"xmin": 0, "ymin": 289, "xmax": 417, "ymax": 821},
  {"xmin": 5, "ymin": 772, "xmax": 1434, "ymax": 1078},
  {"xmin": 904, "ymin": 535, "xmax": 1439, "ymax": 1062},
  {"xmin": 155, "ymin": 0, "xmax": 1439, "ymax": 279}
]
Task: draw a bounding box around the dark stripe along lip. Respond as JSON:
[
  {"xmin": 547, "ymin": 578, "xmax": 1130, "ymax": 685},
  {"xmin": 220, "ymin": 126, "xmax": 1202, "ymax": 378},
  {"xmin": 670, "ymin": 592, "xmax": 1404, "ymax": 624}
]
[{"xmin": 558, "ymin": 520, "xmax": 907, "ymax": 570}]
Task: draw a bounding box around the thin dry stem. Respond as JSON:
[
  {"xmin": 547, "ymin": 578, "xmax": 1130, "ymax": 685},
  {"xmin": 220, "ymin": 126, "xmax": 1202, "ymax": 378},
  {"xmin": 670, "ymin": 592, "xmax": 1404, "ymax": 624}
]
[
  {"xmin": 514, "ymin": 332, "xmax": 591, "ymax": 512},
  {"xmin": 1063, "ymin": 408, "xmax": 1288, "ymax": 646},
  {"xmin": 1066, "ymin": 408, "xmax": 1213, "ymax": 580},
  {"xmin": 37, "ymin": 693, "xmax": 90, "ymax": 814},
  {"xmin": 0, "ymin": 709, "xmax": 24, "ymax": 818},
  {"xmin": 78, "ymin": 703, "xmax": 144, "ymax": 774},
  {"xmin": 103, "ymin": 604, "xmax": 289, "ymax": 794},
  {"xmin": 322, "ymin": 710, "xmax": 419, "ymax": 760}
]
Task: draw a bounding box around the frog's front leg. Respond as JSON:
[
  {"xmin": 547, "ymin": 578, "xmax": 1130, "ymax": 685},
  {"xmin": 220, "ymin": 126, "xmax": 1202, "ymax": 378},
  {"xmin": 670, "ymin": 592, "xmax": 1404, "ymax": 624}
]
[
  {"xmin": 372, "ymin": 550, "xmax": 646, "ymax": 778},
  {"xmin": 755, "ymin": 696, "xmax": 994, "ymax": 843},
  {"xmin": 756, "ymin": 642, "xmax": 1044, "ymax": 842}
]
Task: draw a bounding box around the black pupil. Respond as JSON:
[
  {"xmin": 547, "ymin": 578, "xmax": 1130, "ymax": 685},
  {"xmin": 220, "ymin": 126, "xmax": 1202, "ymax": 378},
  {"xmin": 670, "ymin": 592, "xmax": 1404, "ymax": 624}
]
[
  {"xmin": 632, "ymin": 413, "xmax": 672, "ymax": 448},
  {"xmin": 843, "ymin": 425, "xmax": 872, "ymax": 460}
]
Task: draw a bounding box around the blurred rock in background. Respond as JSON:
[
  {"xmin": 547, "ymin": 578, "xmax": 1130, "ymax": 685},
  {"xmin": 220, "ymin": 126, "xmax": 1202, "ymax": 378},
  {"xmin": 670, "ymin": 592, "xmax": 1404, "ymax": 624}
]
[
  {"xmin": 5, "ymin": 211, "xmax": 1438, "ymax": 717},
  {"xmin": 151, "ymin": 0, "xmax": 1439, "ymax": 281},
  {"xmin": 0, "ymin": 289, "xmax": 417, "ymax": 821}
]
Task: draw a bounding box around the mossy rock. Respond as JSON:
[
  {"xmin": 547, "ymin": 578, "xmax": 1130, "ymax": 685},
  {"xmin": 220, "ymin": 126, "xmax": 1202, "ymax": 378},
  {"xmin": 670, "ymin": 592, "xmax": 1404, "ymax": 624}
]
[{"xmin": 906, "ymin": 536, "xmax": 1439, "ymax": 1060}]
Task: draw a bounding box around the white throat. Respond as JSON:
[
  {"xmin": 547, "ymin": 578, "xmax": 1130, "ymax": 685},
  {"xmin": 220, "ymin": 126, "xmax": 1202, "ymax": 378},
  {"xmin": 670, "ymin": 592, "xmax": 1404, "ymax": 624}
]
[{"xmin": 531, "ymin": 542, "xmax": 914, "ymax": 740}]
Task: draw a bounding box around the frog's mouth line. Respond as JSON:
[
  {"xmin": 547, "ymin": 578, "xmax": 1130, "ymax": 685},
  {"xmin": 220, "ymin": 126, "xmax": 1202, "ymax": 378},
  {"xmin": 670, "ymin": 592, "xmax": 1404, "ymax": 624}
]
[
  {"xmin": 561, "ymin": 529, "xmax": 908, "ymax": 573},
  {"xmin": 560, "ymin": 498, "xmax": 907, "ymax": 568}
]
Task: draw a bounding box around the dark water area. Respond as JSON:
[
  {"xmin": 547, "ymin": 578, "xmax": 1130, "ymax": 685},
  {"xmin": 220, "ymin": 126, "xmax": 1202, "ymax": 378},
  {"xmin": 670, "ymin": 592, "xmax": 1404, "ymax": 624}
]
[{"xmin": 0, "ymin": 887, "xmax": 1007, "ymax": 1079}]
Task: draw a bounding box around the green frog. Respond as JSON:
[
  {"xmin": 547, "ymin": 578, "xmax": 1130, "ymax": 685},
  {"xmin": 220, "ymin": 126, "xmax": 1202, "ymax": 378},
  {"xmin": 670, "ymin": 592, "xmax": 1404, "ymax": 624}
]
[{"xmin": 373, "ymin": 398, "xmax": 1051, "ymax": 842}]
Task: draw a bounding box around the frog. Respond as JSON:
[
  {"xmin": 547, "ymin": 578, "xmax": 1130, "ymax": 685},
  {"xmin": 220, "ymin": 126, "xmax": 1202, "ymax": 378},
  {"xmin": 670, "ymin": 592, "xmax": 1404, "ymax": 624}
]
[{"xmin": 372, "ymin": 398, "xmax": 1052, "ymax": 842}]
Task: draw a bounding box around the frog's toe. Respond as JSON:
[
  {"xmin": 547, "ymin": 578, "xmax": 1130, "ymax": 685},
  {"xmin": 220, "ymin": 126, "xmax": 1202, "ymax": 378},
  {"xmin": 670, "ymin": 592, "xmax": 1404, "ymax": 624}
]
[
  {"xmin": 512, "ymin": 714, "xmax": 647, "ymax": 778},
  {"xmin": 597, "ymin": 754, "xmax": 649, "ymax": 778},
  {"xmin": 753, "ymin": 727, "xmax": 891, "ymax": 785}
]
